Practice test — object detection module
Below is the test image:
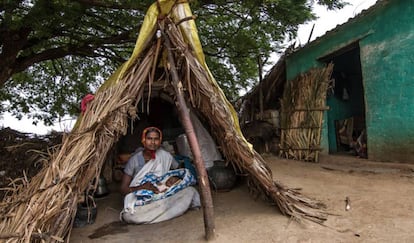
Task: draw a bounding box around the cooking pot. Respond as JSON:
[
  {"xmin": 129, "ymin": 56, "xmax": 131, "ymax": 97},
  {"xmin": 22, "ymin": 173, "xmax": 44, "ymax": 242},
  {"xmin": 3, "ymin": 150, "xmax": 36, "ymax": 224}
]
[
  {"xmin": 94, "ymin": 176, "xmax": 109, "ymax": 198},
  {"xmin": 207, "ymin": 160, "xmax": 237, "ymax": 192}
]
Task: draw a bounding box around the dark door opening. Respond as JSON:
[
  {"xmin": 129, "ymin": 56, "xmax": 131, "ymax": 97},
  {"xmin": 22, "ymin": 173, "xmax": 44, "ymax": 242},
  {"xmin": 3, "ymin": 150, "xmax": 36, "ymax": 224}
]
[{"xmin": 319, "ymin": 43, "xmax": 367, "ymax": 158}]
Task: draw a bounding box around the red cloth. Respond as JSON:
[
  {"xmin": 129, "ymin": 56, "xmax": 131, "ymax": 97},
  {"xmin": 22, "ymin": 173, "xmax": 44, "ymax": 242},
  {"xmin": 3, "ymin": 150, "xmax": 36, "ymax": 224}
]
[
  {"xmin": 144, "ymin": 149, "xmax": 156, "ymax": 160},
  {"xmin": 80, "ymin": 94, "xmax": 95, "ymax": 113}
]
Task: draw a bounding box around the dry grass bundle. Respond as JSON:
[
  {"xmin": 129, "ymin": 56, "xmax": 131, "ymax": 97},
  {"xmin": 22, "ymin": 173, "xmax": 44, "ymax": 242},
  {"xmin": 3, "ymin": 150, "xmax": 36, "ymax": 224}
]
[
  {"xmin": 279, "ymin": 64, "xmax": 334, "ymax": 162},
  {"xmin": 0, "ymin": 43, "xmax": 158, "ymax": 242}
]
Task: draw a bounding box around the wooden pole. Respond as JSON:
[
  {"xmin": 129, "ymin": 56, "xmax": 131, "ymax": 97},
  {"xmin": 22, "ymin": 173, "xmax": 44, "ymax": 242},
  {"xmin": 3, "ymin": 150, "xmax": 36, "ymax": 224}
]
[
  {"xmin": 307, "ymin": 24, "xmax": 315, "ymax": 44},
  {"xmin": 161, "ymin": 27, "xmax": 216, "ymax": 240},
  {"xmin": 257, "ymin": 55, "xmax": 264, "ymax": 120}
]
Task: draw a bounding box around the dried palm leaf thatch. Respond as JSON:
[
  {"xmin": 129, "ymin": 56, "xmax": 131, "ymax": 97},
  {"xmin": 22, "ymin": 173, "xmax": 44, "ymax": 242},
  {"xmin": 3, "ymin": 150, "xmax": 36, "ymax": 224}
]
[
  {"xmin": 279, "ymin": 64, "xmax": 334, "ymax": 162},
  {"xmin": 0, "ymin": 1, "xmax": 328, "ymax": 241},
  {"xmin": 163, "ymin": 18, "xmax": 328, "ymax": 224},
  {"xmin": 0, "ymin": 43, "xmax": 158, "ymax": 242}
]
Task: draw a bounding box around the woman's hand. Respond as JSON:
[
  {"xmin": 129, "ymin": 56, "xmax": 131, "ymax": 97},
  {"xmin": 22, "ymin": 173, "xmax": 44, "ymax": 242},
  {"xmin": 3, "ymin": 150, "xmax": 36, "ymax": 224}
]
[
  {"xmin": 142, "ymin": 182, "xmax": 160, "ymax": 193},
  {"xmin": 166, "ymin": 176, "xmax": 180, "ymax": 187},
  {"xmin": 129, "ymin": 182, "xmax": 160, "ymax": 194}
]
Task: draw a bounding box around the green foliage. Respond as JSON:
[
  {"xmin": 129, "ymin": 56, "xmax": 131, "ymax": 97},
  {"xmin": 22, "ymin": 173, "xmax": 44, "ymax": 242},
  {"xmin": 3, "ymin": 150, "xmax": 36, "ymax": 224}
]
[
  {"xmin": 0, "ymin": 0, "xmax": 346, "ymax": 125},
  {"xmin": 0, "ymin": 56, "xmax": 115, "ymax": 125},
  {"xmin": 195, "ymin": 0, "xmax": 318, "ymax": 100}
]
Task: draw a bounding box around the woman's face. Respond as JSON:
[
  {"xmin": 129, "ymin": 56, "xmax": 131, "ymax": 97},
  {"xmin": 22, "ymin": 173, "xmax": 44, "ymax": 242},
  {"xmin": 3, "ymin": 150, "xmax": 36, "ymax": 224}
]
[{"xmin": 144, "ymin": 130, "xmax": 161, "ymax": 151}]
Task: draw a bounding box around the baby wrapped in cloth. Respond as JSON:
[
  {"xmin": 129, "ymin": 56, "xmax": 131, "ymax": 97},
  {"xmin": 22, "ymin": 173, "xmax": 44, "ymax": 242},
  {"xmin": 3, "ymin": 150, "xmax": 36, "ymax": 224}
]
[
  {"xmin": 128, "ymin": 168, "xmax": 197, "ymax": 207},
  {"xmin": 121, "ymin": 149, "xmax": 200, "ymax": 224}
]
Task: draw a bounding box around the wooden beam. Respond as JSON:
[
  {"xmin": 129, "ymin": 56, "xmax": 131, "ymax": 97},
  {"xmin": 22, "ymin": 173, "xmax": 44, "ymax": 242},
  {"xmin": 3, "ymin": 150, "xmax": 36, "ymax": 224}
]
[{"xmin": 161, "ymin": 26, "xmax": 216, "ymax": 241}]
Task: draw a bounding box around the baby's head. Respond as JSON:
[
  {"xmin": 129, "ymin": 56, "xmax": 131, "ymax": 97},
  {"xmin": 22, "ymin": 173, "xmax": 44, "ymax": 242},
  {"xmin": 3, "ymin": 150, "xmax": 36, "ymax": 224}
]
[{"xmin": 165, "ymin": 176, "xmax": 181, "ymax": 187}]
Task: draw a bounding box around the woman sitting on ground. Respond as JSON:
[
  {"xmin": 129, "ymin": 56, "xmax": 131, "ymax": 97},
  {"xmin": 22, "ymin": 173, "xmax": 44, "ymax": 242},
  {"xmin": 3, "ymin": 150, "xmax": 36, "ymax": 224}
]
[{"xmin": 120, "ymin": 127, "xmax": 200, "ymax": 224}]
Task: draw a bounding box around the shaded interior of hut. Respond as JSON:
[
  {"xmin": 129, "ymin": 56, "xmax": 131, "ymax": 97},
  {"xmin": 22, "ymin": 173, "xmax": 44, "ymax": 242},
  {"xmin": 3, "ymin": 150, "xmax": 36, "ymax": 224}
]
[
  {"xmin": 322, "ymin": 44, "xmax": 367, "ymax": 159},
  {"xmin": 106, "ymin": 96, "xmax": 237, "ymax": 193}
]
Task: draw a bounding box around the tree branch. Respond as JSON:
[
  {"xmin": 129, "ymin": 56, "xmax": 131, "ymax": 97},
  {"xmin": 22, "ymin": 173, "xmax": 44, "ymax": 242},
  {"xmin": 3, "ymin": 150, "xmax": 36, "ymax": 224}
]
[
  {"xmin": 72, "ymin": 0, "xmax": 148, "ymax": 10},
  {"xmin": 16, "ymin": 29, "xmax": 134, "ymax": 70}
]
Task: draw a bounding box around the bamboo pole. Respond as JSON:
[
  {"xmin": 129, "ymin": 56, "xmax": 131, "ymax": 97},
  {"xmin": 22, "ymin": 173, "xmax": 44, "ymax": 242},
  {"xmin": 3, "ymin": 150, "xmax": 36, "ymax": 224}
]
[{"xmin": 161, "ymin": 26, "xmax": 215, "ymax": 241}]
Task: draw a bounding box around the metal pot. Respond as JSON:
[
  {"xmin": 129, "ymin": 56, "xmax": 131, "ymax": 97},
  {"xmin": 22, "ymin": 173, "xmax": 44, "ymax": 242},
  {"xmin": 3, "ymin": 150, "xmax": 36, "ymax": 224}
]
[
  {"xmin": 207, "ymin": 160, "xmax": 237, "ymax": 192},
  {"xmin": 94, "ymin": 176, "xmax": 109, "ymax": 198}
]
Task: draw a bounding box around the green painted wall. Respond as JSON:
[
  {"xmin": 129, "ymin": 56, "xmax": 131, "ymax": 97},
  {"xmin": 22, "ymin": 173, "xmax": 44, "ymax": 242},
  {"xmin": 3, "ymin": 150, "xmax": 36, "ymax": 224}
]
[{"xmin": 285, "ymin": 0, "xmax": 414, "ymax": 163}]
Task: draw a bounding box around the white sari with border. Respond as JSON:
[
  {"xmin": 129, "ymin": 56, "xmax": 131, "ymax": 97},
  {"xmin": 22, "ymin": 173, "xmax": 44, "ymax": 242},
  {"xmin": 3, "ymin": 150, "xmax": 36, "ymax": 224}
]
[{"xmin": 121, "ymin": 149, "xmax": 200, "ymax": 224}]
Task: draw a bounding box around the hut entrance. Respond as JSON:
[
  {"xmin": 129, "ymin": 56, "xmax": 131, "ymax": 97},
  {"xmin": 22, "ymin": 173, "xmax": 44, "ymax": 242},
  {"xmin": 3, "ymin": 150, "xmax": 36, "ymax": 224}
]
[
  {"xmin": 279, "ymin": 64, "xmax": 333, "ymax": 162},
  {"xmin": 115, "ymin": 97, "xmax": 183, "ymax": 154},
  {"xmin": 112, "ymin": 96, "xmax": 224, "ymax": 182},
  {"xmin": 319, "ymin": 43, "xmax": 367, "ymax": 158}
]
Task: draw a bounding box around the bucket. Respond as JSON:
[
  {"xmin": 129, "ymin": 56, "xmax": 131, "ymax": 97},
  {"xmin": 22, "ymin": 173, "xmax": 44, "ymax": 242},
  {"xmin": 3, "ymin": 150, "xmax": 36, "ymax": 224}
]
[{"xmin": 73, "ymin": 200, "xmax": 97, "ymax": 228}]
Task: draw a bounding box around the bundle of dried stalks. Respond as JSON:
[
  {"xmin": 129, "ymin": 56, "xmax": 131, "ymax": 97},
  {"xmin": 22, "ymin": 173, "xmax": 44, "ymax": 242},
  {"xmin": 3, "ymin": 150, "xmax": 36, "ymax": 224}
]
[
  {"xmin": 0, "ymin": 43, "xmax": 157, "ymax": 242},
  {"xmin": 279, "ymin": 64, "xmax": 334, "ymax": 162},
  {"xmin": 0, "ymin": 2, "xmax": 328, "ymax": 241},
  {"xmin": 164, "ymin": 19, "xmax": 328, "ymax": 224}
]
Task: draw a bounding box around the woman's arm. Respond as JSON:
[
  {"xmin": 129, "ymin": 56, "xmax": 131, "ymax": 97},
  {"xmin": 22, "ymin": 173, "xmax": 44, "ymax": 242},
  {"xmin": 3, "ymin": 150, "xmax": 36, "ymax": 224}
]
[
  {"xmin": 120, "ymin": 173, "xmax": 133, "ymax": 195},
  {"xmin": 120, "ymin": 173, "xmax": 160, "ymax": 195}
]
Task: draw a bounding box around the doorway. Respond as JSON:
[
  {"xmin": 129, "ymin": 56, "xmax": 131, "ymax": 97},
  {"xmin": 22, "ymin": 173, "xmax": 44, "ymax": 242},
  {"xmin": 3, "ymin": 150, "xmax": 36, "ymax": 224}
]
[{"xmin": 319, "ymin": 42, "xmax": 367, "ymax": 158}]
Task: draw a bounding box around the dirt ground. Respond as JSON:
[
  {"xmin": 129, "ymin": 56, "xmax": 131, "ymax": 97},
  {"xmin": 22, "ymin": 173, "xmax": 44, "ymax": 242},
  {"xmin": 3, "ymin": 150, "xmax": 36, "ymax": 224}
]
[{"xmin": 69, "ymin": 154, "xmax": 414, "ymax": 243}]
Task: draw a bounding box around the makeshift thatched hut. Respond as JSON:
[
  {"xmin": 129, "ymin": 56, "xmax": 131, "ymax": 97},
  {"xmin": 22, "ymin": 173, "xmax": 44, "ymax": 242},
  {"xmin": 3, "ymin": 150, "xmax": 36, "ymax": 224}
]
[{"xmin": 0, "ymin": 1, "xmax": 327, "ymax": 242}]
